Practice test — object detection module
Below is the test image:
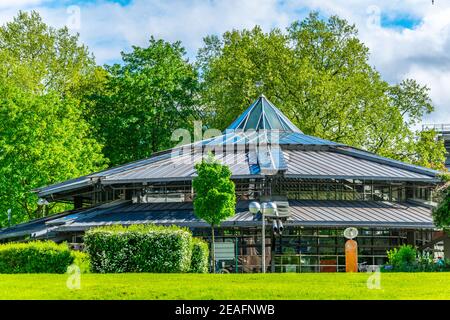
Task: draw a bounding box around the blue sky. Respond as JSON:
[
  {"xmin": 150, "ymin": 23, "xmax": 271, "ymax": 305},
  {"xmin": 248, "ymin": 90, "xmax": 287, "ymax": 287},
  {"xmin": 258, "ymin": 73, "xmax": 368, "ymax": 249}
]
[{"xmin": 0, "ymin": 0, "xmax": 449, "ymax": 125}]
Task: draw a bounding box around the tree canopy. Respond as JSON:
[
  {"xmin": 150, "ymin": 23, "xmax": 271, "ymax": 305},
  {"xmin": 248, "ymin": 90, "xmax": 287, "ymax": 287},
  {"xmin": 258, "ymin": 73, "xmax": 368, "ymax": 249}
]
[
  {"xmin": 197, "ymin": 12, "xmax": 446, "ymax": 169},
  {"xmin": 433, "ymin": 186, "xmax": 450, "ymax": 231},
  {"xmin": 0, "ymin": 11, "xmax": 106, "ymax": 226},
  {"xmin": 0, "ymin": 11, "xmax": 95, "ymax": 96},
  {"xmin": 192, "ymin": 154, "xmax": 236, "ymax": 269},
  {"xmin": 193, "ymin": 155, "xmax": 236, "ymax": 227},
  {"xmin": 87, "ymin": 38, "xmax": 200, "ymax": 166},
  {"xmin": 0, "ymin": 10, "xmax": 446, "ymax": 227}
]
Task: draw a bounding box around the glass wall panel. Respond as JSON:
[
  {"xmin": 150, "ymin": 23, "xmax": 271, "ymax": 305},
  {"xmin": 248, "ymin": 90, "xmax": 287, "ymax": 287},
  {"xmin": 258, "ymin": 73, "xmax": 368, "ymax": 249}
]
[{"xmin": 194, "ymin": 227, "xmax": 413, "ymax": 273}]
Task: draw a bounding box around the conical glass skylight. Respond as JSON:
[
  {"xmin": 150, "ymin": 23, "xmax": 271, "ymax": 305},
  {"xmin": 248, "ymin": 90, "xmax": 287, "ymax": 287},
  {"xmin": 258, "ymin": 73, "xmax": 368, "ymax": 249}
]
[{"xmin": 227, "ymin": 95, "xmax": 302, "ymax": 133}]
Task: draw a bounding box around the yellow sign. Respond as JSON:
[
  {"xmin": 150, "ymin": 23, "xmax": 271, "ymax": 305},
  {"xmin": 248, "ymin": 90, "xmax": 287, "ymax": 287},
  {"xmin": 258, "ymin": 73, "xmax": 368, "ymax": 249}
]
[{"xmin": 345, "ymin": 239, "xmax": 358, "ymax": 273}]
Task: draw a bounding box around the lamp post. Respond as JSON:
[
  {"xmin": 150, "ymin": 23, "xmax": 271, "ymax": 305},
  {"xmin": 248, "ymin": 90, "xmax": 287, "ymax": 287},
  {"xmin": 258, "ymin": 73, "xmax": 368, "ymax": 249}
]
[
  {"xmin": 249, "ymin": 201, "xmax": 277, "ymax": 273},
  {"xmin": 7, "ymin": 209, "xmax": 11, "ymax": 228},
  {"xmin": 37, "ymin": 198, "xmax": 49, "ymax": 217}
]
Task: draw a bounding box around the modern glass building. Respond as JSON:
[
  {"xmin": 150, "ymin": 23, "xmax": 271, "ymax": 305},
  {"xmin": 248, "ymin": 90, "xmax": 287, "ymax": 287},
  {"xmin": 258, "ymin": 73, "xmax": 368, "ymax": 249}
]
[
  {"xmin": 422, "ymin": 124, "xmax": 450, "ymax": 169},
  {"xmin": 1, "ymin": 95, "xmax": 447, "ymax": 272}
]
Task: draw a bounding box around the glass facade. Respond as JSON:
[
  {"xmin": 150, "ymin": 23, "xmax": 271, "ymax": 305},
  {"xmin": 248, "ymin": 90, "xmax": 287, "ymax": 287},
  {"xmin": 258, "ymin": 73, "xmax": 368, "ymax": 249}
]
[
  {"xmin": 193, "ymin": 226, "xmax": 431, "ymax": 273},
  {"xmin": 274, "ymin": 179, "xmax": 416, "ymax": 202}
]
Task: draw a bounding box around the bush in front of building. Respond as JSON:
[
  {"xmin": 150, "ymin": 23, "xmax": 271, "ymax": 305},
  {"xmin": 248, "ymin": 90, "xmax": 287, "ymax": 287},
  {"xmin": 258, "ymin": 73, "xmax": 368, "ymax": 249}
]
[
  {"xmin": 71, "ymin": 250, "xmax": 91, "ymax": 273},
  {"xmin": 190, "ymin": 238, "xmax": 209, "ymax": 273},
  {"xmin": 386, "ymin": 245, "xmax": 417, "ymax": 271},
  {"xmin": 385, "ymin": 245, "xmax": 448, "ymax": 272},
  {"xmin": 84, "ymin": 224, "xmax": 193, "ymax": 273},
  {"xmin": 0, "ymin": 241, "xmax": 74, "ymax": 273}
]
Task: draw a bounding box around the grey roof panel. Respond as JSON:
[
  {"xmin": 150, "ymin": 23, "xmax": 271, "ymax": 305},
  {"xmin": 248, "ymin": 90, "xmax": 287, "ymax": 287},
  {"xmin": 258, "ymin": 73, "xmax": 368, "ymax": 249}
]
[
  {"xmin": 102, "ymin": 150, "xmax": 252, "ymax": 183},
  {"xmin": 334, "ymin": 147, "xmax": 440, "ymax": 177},
  {"xmin": 53, "ymin": 200, "xmax": 434, "ymax": 231},
  {"xmin": 284, "ymin": 149, "xmax": 437, "ymax": 181},
  {"xmin": 287, "ymin": 200, "xmax": 434, "ymax": 228},
  {"xmin": 1, "ymin": 199, "xmax": 433, "ymax": 240}
]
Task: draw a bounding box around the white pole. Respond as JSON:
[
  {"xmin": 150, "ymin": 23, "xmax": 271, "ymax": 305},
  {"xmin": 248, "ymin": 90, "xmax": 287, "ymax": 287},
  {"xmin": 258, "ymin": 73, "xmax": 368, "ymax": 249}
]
[
  {"xmin": 262, "ymin": 211, "xmax": 265, "ymax": 273},
  {"xmin": 7, "ymin": 209, "xmax": 11, "ymax": 228}
]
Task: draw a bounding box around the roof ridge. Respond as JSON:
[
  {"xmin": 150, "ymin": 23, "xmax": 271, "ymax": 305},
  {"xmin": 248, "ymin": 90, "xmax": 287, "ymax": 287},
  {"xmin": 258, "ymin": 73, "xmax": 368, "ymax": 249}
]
[{"xmin": 226, "ymin": 95, "xmax": 303, "ymax": 133}]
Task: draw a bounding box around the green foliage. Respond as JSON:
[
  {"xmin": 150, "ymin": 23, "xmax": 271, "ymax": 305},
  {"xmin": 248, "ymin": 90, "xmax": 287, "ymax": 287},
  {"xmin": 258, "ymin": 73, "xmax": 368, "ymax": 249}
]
[
  {"xmin": 190, "ymin": 238, "xmax": 209, "ymax": 273},
  {"xmin": 0, "ymin": 11, "xmax": 107, "ymax": 226},
  {"xmin": 87, "ymin": 37, "xmax": 199, "ymax": 166},
  {"xmin": 0, "ymin": 81, "xmax": 107, "ymax": 225},
  {"xmin": 0, "ymin": 11, "xmax": 95, "ymax": 96},
  {"xmin": 385, "ymin": 245, "xmax": 447, "ymax": 272},
  {"xmin": 84, "ymin": 224, "xmax": 194, "ymax": 273},
  {"xmin": 71, "ymin": 250, "xmax": 91, "ymax": 274},
  {"xmin": 197, "ymin": 12, "xmax": 445, "ymax": 169},
  {"xmin": 433, "ymin": 187, "xmax": 450, "ymax": 230},
  {"xmin": 415, "ymin": 252, "xmax": 447, "ymax": 272},
  {"xmin": 193, "ymin": 154, "xmax": 236, "ymax": 271},
  {"xmin": 193, "ymin": 154, "xmax": 236, "ymax": 227},
  {"xmin": 0, "ymin": 241, "xmax": 74, "ymax": 273},
  {"xmin": 439, "ymin": 174, "xmax": 450, "ymax": 183},
  {"xmin": 410, "ymin": 129, "xmax": 447, "ymax": 171},
  {"xmin": 387, "ymin": 245, "xmax": 417, "ymax": 271}
]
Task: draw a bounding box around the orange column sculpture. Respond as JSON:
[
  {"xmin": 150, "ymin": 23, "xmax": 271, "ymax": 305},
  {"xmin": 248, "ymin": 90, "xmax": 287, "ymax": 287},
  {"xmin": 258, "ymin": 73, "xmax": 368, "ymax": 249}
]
[{"xmin": 345, "ymin": 239, "xmax": 358, "ymax": 272}]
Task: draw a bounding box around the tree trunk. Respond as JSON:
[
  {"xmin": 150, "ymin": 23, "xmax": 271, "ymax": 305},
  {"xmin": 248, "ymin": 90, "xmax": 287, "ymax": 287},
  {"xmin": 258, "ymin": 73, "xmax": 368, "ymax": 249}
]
[{"xmin": 211, "ymin": 225, "xmax": 216, "ymax": 273}]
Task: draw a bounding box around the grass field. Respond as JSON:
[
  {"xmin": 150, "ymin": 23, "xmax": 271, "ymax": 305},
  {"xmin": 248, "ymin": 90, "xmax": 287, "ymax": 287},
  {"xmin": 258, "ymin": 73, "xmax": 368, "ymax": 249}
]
[{"xmin": 0, "ymin": 273, "xmax": 449, "ymax": 300}]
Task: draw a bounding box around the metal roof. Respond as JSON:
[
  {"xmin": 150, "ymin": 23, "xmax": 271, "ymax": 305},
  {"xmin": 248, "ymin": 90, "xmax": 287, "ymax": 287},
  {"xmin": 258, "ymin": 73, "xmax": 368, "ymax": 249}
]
[
  {"xmin": 0, "ymin": 201, "xmax": 128, "ymax": 240},
  {"xmin": 227, "ymin": 95, "xmax": 302, "ymax": 132},
  {"xmin": 287, "ymin": 200, "xmax": 434, "ymax": 228},
  {"xmin": 101, "ymin": 149, "xmax": 259, "ymax": 183},
  {"xmin": 0, "ymin": 199, "xmax": 434, "ymax": 240},
  {"xmin": 52, "ymin": 200, "xmax": 434, "ymax": 231},
  {"xmin": 284, "ymin": 149, "xmax": 437, "ymax": 181},
  {"xmin": 37, "ymin": 145, "xmax": 439, "ymax": 195},
  {"xmin": 0, "ymin": 206, "xmax": 92, "ymax": 240},
  {"xmin": 35, "ymin": 96, "xmax": 441, "ymax": 197},
  {"xmin": 334, "ymin": 147, "xmax": 439, "ymax": 176}
]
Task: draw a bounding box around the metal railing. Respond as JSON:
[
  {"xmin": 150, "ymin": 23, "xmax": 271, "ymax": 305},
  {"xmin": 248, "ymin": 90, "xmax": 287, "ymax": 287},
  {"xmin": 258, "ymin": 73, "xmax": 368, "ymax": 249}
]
[{"xmin": 422, "ymin": 123, "xmax": 450, "ymax": 133}]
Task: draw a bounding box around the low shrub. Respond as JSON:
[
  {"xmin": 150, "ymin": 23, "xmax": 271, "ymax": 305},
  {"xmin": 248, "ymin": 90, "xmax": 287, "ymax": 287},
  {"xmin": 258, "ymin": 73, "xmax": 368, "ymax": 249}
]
[
  {"xmin": 387, "ymin": 245, "xmax": 417, "ymax": 271},
  {"xmin": 385, "ymin": 245, "xmax": 448, "ymax": 272},
  {"xmin": 84, "ymin": 224, "xmax": 193, "ymax": 273},
  {"xmin": 190, "ymin": 238, "xmax": 209, "ymax": 273},
  {"xmin": 71, "ymin": 250, "xmax": 91, "ymax": 274},
  {"xmin": 445, "ymin": 258, "xmax": 450, "ymax": 271},
  {"xmin": 0, "ymin": 241, "xmax": 74, "ymax": 274}
]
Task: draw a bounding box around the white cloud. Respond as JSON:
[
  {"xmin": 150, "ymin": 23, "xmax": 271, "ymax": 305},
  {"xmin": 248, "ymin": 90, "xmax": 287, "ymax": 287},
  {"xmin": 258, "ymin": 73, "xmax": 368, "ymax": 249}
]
[
  {"xmin": 1, "ymin": 0, "xmax": 449, "ymax": 124},
  {"xmin": 0, "ymin": 0, "xmax": 44, "ymax": 9}
]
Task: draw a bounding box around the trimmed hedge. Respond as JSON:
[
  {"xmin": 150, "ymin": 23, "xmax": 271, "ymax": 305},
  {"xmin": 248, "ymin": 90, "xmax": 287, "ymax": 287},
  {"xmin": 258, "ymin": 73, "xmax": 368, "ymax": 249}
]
[
  {"xmin": 72, "ymin": 250, "xmax": 91, "ymax": 274},
  {"xmin": 0, "ymin": 241, "xmax": 74, "ymax": 274},
  {"xmin": 190, "ymin": 238, "xmax": 209, "ymax": 273},
  {"xmin": 84, "ymin": 224, "xmax": 194, "ymax": 273}
]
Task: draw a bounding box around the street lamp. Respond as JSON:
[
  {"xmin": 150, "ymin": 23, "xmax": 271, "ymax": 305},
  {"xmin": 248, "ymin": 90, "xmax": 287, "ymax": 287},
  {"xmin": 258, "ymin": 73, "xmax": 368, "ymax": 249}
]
[
  {"xmin": 249, "ymin": 201, "xmax": 277, "ymax": 273},
  {"xmin": 37, "ymin": 198, "xmax": 49, "ymax": 217}
]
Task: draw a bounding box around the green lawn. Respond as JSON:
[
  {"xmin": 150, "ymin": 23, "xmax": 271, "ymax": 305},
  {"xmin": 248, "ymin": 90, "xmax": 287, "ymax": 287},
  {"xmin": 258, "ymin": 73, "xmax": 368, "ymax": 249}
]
[{"xmin": 0, "ymin": 273, "xmax": 449, "ymax": 300}]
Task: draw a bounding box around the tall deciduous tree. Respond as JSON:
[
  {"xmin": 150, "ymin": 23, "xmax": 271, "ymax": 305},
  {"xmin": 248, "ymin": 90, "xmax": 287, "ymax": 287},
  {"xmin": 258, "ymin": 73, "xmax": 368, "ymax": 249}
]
[
  {"xmin": 192, "ymin": 155, "xmax": 236, "ymax": 273},
  {"xmin": 0, "ymin": 11, "xmax": 95, "ymax": 96},
  {"xmin": 0, "ymin": 11, "xmax": 107, "ymax": 226},
  {"xmin": 197, "ymin": 12, "xmax": 446, "ymax": 169},
  {"xmin": 89, "ymin": 38, "xmax": 200, "ymax": 166},
  {"xmin": 0, "ymin": 82, "xmax": 107, "ymax": 225}
]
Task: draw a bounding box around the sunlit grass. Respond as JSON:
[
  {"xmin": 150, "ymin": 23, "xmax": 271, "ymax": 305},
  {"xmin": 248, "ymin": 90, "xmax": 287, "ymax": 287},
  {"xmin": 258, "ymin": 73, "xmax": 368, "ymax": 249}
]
[{"xmin": 0, "ymin": 273, "xmax": 448, "ymax": 300}]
